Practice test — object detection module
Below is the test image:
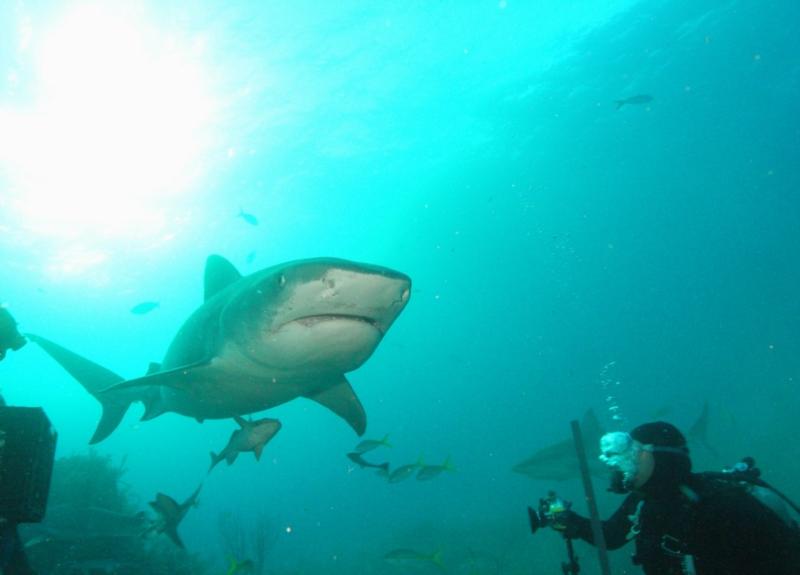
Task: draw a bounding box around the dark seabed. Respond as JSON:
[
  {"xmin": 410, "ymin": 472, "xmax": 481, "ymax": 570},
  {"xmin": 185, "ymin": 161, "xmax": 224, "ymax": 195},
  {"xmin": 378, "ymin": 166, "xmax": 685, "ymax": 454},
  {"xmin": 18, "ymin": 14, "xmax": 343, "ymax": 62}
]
[{"xmin": 0, "ymin": 0, "xmax": 798, "ymax": 573}]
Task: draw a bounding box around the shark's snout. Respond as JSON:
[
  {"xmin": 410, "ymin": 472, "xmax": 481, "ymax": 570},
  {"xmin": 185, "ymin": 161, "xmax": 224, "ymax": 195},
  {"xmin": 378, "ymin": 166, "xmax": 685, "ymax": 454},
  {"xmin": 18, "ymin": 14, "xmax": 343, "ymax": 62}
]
[
  {"xmin": 276, "ymin": 263, "xmax": 410, "ymax": 333},
  {"xmin": 230, "ymin": 259, "xmax": 411, "ymax": 373}
]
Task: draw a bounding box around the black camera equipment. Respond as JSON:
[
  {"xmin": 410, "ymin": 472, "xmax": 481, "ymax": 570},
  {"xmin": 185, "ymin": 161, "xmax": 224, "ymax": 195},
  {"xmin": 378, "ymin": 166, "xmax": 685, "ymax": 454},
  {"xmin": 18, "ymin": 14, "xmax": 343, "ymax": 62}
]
[
  {"xmin": 0, "ymin": 407, "xmax": 57, "ymax": 523},
  {"xmin": 528, "ymin": 492, "xmax": 570, "ymax": 534},
  {"xmin": 528, "ymin": 493, "xmax": 580, "ymax": 574},
  {"xmin": 0, "ymin": 307, "xmax": 27, "ymax": 361},
  {"xmin": 527, "ymin": 420, "xmax": 612, "ymax": 575}
]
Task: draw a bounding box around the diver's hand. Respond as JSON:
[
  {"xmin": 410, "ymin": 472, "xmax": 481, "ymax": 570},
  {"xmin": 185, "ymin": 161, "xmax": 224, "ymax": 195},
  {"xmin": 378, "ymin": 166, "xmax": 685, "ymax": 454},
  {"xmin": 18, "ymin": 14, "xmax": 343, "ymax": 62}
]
[
  {"xmin": 549, "ymin": 509, "xmax": 582, "ymax": 538},
  {"xmin": 538, "ymin": 492, "xmax": 579, "ymax": 536}
]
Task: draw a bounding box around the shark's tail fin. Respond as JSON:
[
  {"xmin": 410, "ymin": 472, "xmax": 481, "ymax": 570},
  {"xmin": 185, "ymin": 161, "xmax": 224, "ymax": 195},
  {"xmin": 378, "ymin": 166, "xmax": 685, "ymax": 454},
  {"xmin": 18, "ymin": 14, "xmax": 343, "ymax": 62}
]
[
  {"xmin": 688, "ymin": 401, "xmax": 716, "ymax": 455},
  {"xmin": 27, "ymin": 334, "xmax": 133, "ymax": 444},
  {"xmin": 613, "ymin": 100, "xmax": 625, "ymax": 110}
]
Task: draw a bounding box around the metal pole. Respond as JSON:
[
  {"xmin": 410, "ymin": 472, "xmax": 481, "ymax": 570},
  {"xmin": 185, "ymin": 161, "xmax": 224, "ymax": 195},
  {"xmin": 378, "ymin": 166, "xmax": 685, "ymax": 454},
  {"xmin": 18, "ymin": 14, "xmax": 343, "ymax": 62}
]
[{"xmin": 571, "ymin": 419, "xmax": 612, "ymax": 575}]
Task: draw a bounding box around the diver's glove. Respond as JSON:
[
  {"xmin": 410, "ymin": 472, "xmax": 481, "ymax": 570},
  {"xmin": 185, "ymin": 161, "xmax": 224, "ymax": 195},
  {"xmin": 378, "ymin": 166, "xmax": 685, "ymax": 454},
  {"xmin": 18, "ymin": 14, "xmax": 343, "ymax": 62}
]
[{"xmin": 551, "ymin": 509, "xmax": 584, "ymax": 539}]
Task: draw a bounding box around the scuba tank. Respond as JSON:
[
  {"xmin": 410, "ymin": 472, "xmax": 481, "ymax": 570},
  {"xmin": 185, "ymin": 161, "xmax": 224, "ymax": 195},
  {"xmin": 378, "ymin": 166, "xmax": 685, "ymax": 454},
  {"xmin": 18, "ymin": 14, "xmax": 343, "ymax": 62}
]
[{"xmin": 709, "ymin": 457, "xmax": 800, "ymax": 530}]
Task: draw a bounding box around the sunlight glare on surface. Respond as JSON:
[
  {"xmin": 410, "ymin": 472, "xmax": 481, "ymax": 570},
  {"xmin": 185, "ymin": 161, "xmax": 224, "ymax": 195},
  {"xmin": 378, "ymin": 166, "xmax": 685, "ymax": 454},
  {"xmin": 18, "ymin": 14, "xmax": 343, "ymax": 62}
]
[{"xmin": 0, "ymin": 2, "xmax": 217, "ymax": 243}]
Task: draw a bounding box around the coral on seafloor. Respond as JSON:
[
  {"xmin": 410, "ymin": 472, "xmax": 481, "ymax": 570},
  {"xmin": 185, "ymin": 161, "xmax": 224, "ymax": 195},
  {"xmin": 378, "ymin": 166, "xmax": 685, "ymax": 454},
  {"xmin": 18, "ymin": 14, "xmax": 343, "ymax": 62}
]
[{"xmin": 21, "ymin": 451, "xmax": 210, "ymax": 575}]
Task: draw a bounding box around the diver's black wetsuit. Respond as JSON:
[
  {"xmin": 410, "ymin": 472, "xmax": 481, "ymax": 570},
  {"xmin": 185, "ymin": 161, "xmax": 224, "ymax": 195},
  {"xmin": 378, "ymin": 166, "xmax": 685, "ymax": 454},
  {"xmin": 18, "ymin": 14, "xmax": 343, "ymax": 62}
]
[{"xmin": 564, "ymin": 473, "xmax": 800, "ymax": 574}]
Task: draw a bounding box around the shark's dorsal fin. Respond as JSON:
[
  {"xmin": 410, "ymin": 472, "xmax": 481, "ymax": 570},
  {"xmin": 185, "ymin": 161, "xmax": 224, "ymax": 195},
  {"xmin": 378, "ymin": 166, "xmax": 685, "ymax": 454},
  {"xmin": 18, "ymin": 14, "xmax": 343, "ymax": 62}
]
[
  {"xmin": 146, "ymin": 362, "xmax": 162, "ymax": 375},
  {"xmin": 204, "ymin": 255, "xmax": 242, "ymax": 301},
  {"xmin": 303, "ymin": 376, "xmax": 366, "ymax": 436},
  {"xmin": 233, "ymin": 415, "xmax": 248, "ymax": 428}
]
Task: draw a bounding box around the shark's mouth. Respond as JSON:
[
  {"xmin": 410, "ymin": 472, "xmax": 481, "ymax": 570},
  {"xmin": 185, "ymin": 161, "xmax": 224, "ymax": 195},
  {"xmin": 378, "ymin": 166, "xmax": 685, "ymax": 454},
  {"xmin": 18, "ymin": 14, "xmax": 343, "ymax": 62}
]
[{"xmin": 289, "ymin": 314, "xmax": 382, "ymax": 334}]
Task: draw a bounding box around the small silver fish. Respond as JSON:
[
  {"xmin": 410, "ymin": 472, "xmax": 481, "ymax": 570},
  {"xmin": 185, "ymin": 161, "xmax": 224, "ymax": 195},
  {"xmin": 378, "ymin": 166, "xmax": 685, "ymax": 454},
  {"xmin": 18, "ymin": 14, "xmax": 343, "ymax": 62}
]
[
  {"xmin": 238, "ymin": 209, "xmax": 259, "ymax": 226},
  {"xmin": 130, "ymin": 301, "xmax": 159, "ymax": 315},
  {"xmin": 384, "ymin": 548, "xmax": 444, "ymax": 568},
  {"xmin": 346, "ymin": 452, "xmax": 389, "ymax": 472},
  {"xmin": 614, "ymin": 94, "xmax": 654, "ymax": 109},
  {"xmin": 387, "ymin": 458, "xmax": 424, "ymax": 483},
  {"xmin": 353, "ymin": 433, "xmax": 391, "ymax": 454},
  {"xmin": 226, "ymin": 556, "xmax": 255, "ymax": 575},
  {"xmin": 416, "ymin": 456, "xmax": 455, "ymax": 481}
]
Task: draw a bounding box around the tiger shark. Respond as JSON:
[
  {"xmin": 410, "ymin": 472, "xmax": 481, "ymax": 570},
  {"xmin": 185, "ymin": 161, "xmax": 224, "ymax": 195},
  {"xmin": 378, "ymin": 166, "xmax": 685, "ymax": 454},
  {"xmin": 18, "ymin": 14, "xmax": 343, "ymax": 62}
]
[
  {"xmin": 30, "ymin": 255, "xmax": 411, "ymax": 443},
  {"xmin": 512, "ymin": 410, "xmax": 606, "ymax": 481}
]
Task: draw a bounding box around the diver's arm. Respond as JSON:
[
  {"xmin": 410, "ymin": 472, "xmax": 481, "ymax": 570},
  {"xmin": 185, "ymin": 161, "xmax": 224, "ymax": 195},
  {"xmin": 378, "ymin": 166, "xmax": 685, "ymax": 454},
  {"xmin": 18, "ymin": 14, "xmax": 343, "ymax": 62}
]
[{"xmin": 559, "ymin": 494, "xmax": 639, "ymax": 550}]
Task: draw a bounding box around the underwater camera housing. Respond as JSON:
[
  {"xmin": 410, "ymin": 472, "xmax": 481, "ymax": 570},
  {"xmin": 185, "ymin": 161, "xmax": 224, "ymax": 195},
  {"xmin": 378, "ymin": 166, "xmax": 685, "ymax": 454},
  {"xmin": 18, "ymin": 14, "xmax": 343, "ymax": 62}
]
[
  {"xmin": 0, "ymin": 407, "xmax": 57, "ymax": 523},
  {"xmin": 0, "ymin": 307, "xmax": 27, "ymax": 361},
  {"xmin": 528, "ymin": 491, "xmax": 570, "ymax": 535}
]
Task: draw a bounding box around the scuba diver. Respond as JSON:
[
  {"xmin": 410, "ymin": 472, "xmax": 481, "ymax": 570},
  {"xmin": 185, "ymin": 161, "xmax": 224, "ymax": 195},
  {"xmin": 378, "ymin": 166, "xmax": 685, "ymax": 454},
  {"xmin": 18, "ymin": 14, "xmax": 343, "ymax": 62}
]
[
  {"xmin": 534, "ymin": 421, "xmax": 800, "ymax": 574},
  {"xmin": 0, "ymin": 306, "xmax": 38, "ymax": 574},
  {"xmin": 0, "ymin": 306, "xmax": 27, "ymax": 362}
]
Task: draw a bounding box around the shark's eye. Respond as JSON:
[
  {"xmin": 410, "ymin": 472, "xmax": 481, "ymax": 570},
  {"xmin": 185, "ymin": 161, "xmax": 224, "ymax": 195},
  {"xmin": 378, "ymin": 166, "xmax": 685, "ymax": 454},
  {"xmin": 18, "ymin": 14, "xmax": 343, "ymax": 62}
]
[{"xmin": 278, "ymin": 274, "xmax": 286, "ymax": 287}]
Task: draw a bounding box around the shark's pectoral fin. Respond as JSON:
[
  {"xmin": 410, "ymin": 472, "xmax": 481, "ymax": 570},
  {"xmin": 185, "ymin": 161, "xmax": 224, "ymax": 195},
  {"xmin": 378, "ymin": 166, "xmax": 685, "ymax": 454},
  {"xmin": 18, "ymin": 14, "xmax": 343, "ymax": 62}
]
[{"xmin": 303, "ymin": 376, "xmax": 366, "ymax": 436}]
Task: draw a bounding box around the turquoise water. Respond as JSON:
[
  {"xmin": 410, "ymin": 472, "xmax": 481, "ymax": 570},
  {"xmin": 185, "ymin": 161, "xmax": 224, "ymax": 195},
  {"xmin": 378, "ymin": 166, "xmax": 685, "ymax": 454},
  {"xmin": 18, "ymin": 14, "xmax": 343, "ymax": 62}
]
[{"xmin": 1, "ymin": 1, "xmax": 798, "ymax": 573}]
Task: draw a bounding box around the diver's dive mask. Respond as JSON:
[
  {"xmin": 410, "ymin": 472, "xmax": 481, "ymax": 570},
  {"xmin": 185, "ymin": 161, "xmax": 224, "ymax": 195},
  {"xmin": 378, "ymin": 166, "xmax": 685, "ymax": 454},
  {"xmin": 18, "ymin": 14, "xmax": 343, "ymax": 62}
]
[
  {"xmin": 599, "ymin": 432, "xmax": 648, "ymax": 493},
  {"xmin": 599, "ymin": 431, "xmax": 690, "ymax": 493}
]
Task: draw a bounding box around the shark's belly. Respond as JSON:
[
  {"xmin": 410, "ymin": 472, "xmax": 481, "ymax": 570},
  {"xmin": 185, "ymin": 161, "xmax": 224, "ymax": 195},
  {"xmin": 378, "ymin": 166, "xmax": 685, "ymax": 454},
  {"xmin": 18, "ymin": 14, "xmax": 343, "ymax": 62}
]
[
  {"xmin": 160, "ymin": 372, "xmax": 304, "ymax": 419},
  {"xmin": 154, "ymin": 348, "xmax": 340, "ymax": 420}
]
